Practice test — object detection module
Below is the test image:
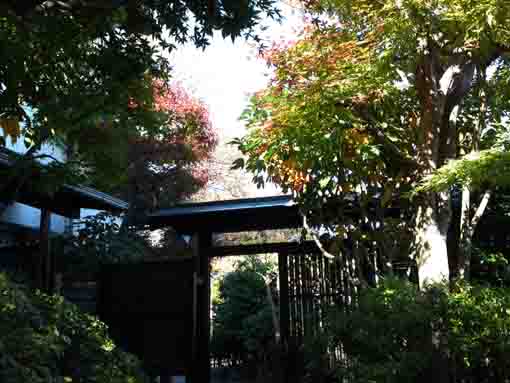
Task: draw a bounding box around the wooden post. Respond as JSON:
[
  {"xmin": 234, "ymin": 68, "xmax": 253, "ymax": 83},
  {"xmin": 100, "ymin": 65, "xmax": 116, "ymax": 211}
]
[
  {"xmin": 278, "ymin": 252, "xmax": 290, "ymax": 344},
  {"xmin": 39, "ymin": 208, "xmax": 51, "ymax": 291},
  {"xmin": 191, "ymin": 232, "xmax": 212, "ymax": 383}
]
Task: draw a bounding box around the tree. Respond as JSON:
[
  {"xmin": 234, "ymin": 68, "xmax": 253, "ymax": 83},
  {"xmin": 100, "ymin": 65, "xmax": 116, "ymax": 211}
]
[
  {"xmin": 0, "ymin": 0, "xmax": 281, "ymax": 211},
  {"xmin": 211, "ymin": 256, "xmax": 278, "ymax": 370},
  {"xmin": 236, "ymin": 0, "xmax": 510, "ymax": 286},
  {"xmin": 416, "ymin": 71, "xmax": 510, "ymax": 280},
  {"xmin": 0, "ymin": 0, "xmax": 281, "ymax": 135},
  {"xmin": 120, "ymin": 80, "xmax": 218, "ymax": 226}
]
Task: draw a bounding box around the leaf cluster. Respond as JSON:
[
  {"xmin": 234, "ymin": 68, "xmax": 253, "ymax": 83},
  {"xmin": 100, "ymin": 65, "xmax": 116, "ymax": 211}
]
[
  {"xmin": 416, "ymin": 149, "xmax": 510, "ymax": 193},
  {"xmin": 0, "ymin": 0, "xmax": 280, "ymax": 194},
  {"xmin": 236, "ymin": 0, "xmax": 510, "ymax": 252},
  {"xmin": 119, "ymin": 82, "xmax": 219, "ymax": 210}
]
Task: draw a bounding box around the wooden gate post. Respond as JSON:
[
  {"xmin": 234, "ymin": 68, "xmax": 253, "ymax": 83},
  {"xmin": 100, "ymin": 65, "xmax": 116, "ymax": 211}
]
[
  {"xmin": 39, "ymin": 208, "xmax": 51, "ymax": 291},
  {"xmin": 191, "ymin": 231, "xmax": 212, "ymax": 383},
  {"xmin": 278, "ymin": 252, "xmax": 290, "ymax": 344}
]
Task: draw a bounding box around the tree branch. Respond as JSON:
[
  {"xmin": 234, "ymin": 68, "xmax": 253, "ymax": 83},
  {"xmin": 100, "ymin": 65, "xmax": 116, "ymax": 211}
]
[
  {"xmin": 471, "ymin": 190, "xmax": 491, "ymax": 229},
  {"xmin": 302, "ymin": 215, "xmax": 335, "ymax": 259}
]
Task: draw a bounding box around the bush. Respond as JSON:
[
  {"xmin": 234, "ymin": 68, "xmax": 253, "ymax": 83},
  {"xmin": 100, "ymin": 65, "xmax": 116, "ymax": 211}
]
[
  {"xmin": 311, "ymin": 278, "xmax": 510, "ymax": 383},
  {"xmin": 0, "ymin": 273, "xmax": 146, "ymax": 382},
  {"xmin": 211, "ymin": 256, "xmax": 276, "ymax": 370}
]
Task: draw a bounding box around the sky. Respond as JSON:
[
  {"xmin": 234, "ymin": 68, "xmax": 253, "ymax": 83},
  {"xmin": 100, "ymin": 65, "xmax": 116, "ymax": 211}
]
[
  {"xmin": 167, "ymin": 3, "xmax": 302, "ymax": 141},
  {"xmin": 164, "ymin": 3, "xmax": 303, "ymax": 199}
]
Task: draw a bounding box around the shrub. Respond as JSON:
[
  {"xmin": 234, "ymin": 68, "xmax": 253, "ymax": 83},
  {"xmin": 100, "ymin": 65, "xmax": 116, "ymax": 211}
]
[
  {"xmin": 310, "ymin": 278, "xmax": 510, "ymax": 383},
  {"xmin": 0, "ymin": 273, "xmax": 146, "ymax": 382},
  {"xmin": 211, "ymin": 256, "xmax": 276, "ymax": 369}
]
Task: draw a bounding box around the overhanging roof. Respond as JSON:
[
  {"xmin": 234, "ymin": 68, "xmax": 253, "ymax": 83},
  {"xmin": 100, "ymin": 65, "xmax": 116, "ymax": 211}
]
[
  {"xmin": 0, "ymin": 148, "xmax": 128, "ymax": 218},
  {"xmin": 64, "ymin": 185, "xmax": 128, "ymax": 212},
  {"xmin": 143, "ymin": 191, "xmax": 404, "ymax": 234},
  {"xmin": 144, "ymin": 195, "xmax": 302, "ymax": 233}
]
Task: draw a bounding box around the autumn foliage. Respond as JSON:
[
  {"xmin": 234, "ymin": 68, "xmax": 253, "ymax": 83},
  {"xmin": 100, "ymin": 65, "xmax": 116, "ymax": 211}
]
[
  {"xmin": 125, "ymin": 80, "xmax": 218, "ymax": 212},
  {"xmin": 237, "ymin": 0, "xmax": 510, "ymax": 285}
]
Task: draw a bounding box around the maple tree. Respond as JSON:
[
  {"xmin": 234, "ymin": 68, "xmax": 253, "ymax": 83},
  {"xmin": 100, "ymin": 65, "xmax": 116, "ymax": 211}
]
[
  {"xmin": 236, "ymin": 0, "xmax": 510, "ymax": 286},
  {"xmin": 119, "ymin": 80, "xmax": 218, "ymax": 225}
]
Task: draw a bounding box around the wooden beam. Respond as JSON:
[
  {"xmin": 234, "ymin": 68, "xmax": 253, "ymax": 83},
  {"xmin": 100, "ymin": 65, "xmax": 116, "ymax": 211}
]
[
  {"xmin": 191, "ymin": 235, "xmax": 199, "ymax": 383},
  {"xmin": 210, "ymin": 241, "xmax": 319, "ymax": 257}
]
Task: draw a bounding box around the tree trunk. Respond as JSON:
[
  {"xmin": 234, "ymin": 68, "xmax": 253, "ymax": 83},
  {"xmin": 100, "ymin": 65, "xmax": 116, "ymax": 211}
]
[
  {"xmin": 415, "ymin": 193, "xmax": 450, "ymax": 287},
  {"xmin": 456, "ymin": 79, "xmax": 489, "ymax": 281},
  {"xmin": 413, "ymin": 46, "xmax": 479, "ymax": 286},
  {"xmin": 414, "ymin": 49, "xmax": 452, "ymax": 287},
  {"xmin": 457, "ymin": 186, "xmax": 472, "ymax": 280}
]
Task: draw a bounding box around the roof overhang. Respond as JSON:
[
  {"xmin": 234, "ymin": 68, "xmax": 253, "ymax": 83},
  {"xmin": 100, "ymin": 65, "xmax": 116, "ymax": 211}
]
[
  {"xmin": 0, "ymin": 148, "xmax": 128, "ymax": 218},
  {"xmin": 142, "ymin": 192, "xmax": 403, "ymax": 235},
  {"xmin": 144, "ymin": 195, "xmax": 302, "ymax": 234}
]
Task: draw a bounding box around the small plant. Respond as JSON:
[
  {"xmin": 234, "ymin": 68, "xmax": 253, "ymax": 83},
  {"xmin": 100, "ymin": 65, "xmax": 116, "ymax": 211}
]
[{"xmin": 471, "ymin": 247, "xmax": 510, "ymax": 286}]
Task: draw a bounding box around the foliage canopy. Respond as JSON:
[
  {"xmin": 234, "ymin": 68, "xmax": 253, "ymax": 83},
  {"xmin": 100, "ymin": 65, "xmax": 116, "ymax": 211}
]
[
  {"xmin": 211, "ymin": 256, "xmax": 277, "ymax": 366},
  {"xmin": 0, "ymin": 0, "xmax": 279, "ymax": 204},
  {"xmin": 237, "ymin": 0, "xmax": 510, "ymax": 283}
]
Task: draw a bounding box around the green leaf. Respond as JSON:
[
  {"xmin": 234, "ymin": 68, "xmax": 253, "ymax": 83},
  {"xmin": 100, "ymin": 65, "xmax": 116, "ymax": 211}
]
[{"xmin": 231, "ymin": 158, "xmax": 245, "ymax": 170}]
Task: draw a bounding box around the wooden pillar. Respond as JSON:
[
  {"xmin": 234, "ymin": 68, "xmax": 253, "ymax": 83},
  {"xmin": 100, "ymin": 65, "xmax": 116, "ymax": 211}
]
[
  {"xmin": 278, "ymin": 252, "xmax": 290, "ymax": 344},
  {"xmin": 39, "ymin": 208, "xmax": 51, "ymax": 291},
  {"xmin": 191, "ymin": 231, "xmax": 212, "ymax": 383}
]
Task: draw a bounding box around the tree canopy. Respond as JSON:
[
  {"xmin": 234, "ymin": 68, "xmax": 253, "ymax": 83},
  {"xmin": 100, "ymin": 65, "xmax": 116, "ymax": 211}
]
[
  {"xmin": 0, "ymin": 0, "xmax": 279, "ymax": 174},
  {"xmin": 211, "ymin": 256, "xmax": 277, "ymax": 367},
  {"xmin": 236, "ymin": 0, "xmax": 510, "ymax": 285},
  {"xmin": 0, "ymin": 0, "xmax": 280, "ymax": 215},
  {"xmin": 118, "ymin": 80, "xmax": 218, "ymax": 227}
]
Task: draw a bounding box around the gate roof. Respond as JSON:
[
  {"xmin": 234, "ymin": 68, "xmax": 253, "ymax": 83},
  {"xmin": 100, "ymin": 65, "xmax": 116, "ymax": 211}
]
[{"xmin": 144, "ymin": 195, "xmax": 301, "ymax": 233}]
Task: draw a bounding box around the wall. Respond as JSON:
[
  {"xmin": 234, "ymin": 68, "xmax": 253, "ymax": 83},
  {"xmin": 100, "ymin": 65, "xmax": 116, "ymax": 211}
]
[{"xmin": 0, "ymin": 136, "xmax": 70, "ymax": 239}]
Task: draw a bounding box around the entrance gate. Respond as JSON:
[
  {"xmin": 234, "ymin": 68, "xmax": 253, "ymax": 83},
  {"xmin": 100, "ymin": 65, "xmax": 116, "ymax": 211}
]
[{"xmin": 98, "ymin": 196, "xmax": 311, "ymax": 382}]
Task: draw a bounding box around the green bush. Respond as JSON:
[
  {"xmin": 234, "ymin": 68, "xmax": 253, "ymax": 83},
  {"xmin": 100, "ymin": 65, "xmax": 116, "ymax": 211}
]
[
  {"xmin": 211, "ymin": 256, "xmax": 276, "ymax": 368},
  {"xmin": 311, "ymin": 278, "xmax": 510, "ymax": 383},
  {"xmin": 0, "ymin": 273, "xmax": 146, "ymax": 382}
]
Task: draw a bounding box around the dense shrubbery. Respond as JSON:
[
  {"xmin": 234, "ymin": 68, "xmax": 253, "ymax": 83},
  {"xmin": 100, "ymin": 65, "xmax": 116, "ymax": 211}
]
[
  {"xmin": 211, "ymin": 256, "xmax": 276, "ymax": 369},
  {"xmin": 0, "ymin": 273, "xmax": 146, "ymax": 382},
  {"xmin": 307, "ymin": 279, "xmax": 510, "ymax": 383}
]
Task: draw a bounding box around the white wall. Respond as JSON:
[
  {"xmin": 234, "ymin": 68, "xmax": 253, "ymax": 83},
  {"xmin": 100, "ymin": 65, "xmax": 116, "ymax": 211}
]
[
  {"xmin": 1, "ymin": 202, "xmax": 68, "ymax": 234},
  {"xmin": 1, "ymin": 136, "xmax": 69, "ymax": 234}
]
